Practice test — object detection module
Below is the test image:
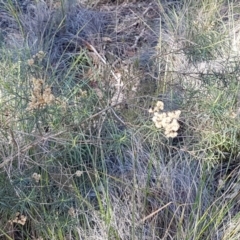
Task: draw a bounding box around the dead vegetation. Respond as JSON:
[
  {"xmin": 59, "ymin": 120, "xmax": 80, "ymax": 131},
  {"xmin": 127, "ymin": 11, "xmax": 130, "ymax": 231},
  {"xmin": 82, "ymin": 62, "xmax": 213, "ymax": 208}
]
[{"xmin": 1, "ymin": 0, "xmax": 240, "ymax": 239}]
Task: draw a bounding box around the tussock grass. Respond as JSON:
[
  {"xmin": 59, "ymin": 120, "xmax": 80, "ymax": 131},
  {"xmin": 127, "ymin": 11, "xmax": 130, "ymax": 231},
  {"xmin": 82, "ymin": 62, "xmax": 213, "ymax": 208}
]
[{"xmin": 0, "ymin": 0, "xmax": 240, "ymax": 239}]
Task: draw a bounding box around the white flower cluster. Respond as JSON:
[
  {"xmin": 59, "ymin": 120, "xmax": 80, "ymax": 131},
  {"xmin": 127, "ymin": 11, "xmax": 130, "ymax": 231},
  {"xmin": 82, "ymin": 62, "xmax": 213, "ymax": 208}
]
[
  {"xmin": 32, "ymin": 172, "xmax": 41, "ymax": 183},
  {"xmin": 149, "ymin": 101, "xmax": 181, "ymax": 138},
  {"xmin": 27, "ymin": 50, "xmax": 45, "ymax": 66},
  {"xmin": 8, "ymin": 212, "xmax": 27, "ymax": 226}
]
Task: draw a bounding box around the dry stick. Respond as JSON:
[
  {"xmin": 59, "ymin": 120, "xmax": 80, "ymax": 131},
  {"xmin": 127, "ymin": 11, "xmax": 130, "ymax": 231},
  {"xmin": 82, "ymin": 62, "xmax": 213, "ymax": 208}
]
[
  {"xmin": 128, "ymin": 5, "xmax": 153, "ymax": 22},
  {"xmin": 0, "ymin": 131, "xmax": 66, "ymax": 169},
  {"xmin": 130, "ymin": 28, "xmax": 145, "ymax": 49},
  {"xmin": 116, "ymin": 18, "xmax": 140, "ymax": 33},
  {"xmin": 75, "ymin": 38, "xmax": 129, "ymax": 123},
  {"xmin": 82, "ymin": 41, "xmax": 128, "ymax": 120},
  {"xmin": 83, "ymin": 41, "xmax": 119, "ymax": 81},
  {"xmin": 110, "ymin": 108, "xmax": 126, "ymax": 126},
  {"xmin": 138, "ymin": 202, "xmax": 173, "ymax": 225},
  {"xmin": 79, "ymin": 100, "xmax": 127, "ymax": 126},
  {"xmin": 126, "ymin": 5, "xmax": 154, "ymax": 50},
  {"xmin": 142, "ymin": 5, "xmax": 154, "ymax": 17}
]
